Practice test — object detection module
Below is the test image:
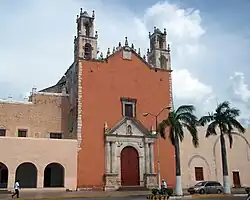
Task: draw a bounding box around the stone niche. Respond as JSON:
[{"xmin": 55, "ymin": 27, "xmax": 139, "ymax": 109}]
[
  {"xmin": 122, "ymin": 46, "xmax": 132, "ymax": 60},
  {"xmin": 103, "ymin": 117, "xmax": 158, "ymax": 191}
]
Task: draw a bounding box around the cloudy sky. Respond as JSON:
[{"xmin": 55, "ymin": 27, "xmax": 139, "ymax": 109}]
[{"xmin": 0, "ymin": 0, "xmax": 250, "ymax": 125}]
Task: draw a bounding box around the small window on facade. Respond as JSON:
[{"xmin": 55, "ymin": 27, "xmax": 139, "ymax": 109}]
[
  {"xmin": 125, "ymin": 104, "xmax": 133, "ymax": 117},
  {"xmin": 195, "ymin": 167, "xmax": 204, "ymax": 181},
  {"xmin": 50, "ymin": 133, "xmax": 62, "ymax": 139},
  {"xmin": 0, "ymin": 129, "xmax": 6, "ymax": 136},
  {"xmin": 18, "ymin": 129, "xmax": 27, "ymax": 137},
  {"xmin": 120, "ymin": 97, "xmax": 137, "ymax": 118}
]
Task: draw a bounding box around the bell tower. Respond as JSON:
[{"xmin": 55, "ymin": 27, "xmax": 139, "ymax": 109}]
[
  {"xmin": 74, "ymin": 8, "xmax": 98, "ymax": 60},
  {"xmin": 147, "ymin": 27, "xmax": 171, "ymax": 70}
]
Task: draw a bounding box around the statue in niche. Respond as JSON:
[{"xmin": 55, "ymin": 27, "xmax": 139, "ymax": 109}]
[
  {"xmin": 104, "ymin": 121, "xmax": 110, "ymax": 134},
  {"xmin": 127, "ymin": 125, "xmax": 132, "ymax": 135}
]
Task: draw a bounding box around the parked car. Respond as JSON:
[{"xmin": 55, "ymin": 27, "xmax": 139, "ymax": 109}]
[{"xmin": 188, "ymin": 181, "xmax": 224, "ymax": 194}]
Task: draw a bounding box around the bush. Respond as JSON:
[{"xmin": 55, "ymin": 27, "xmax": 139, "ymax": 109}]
[
  {"xmin": 245, "ymin": 187, "xmax": 250, "ymax": 194},
  {"xmin": 151, "ymin": 188, "xmax": 159, "ymax": 195},
  {"xmin": 164, "ymin": 188, "xmax": 174, "ymax": 196},
  {"xmin": 151, "ymin": 188, "xmax": 174, "ymax": 196}
]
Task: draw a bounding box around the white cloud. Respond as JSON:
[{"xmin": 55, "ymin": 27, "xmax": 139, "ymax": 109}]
[
  {"xmin": 143, "ymin": 2, "xmax": 205, "ymax": 41},
  {"xmin": 132, "ymin": 1, "xmax": 206, "ymax": 57},
  {"xmin": 172, "ymin": 69, "xmax": 213, "ymax": 102},
  {"xmin": 227, "ymin": 71, "xmax": 250, "ymax": 126},
  {"xmin": 230, "ymin": 71, "xmax": 250, "ymax": 102}
]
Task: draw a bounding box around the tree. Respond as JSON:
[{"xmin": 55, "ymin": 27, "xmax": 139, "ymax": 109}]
[
  {"xmin": 158, "ymin": 105, "xmax": 199, "ymax": 196},
  {"xmin": 199, "ymin": 101, "xmax": 245, "ymax": 194}
]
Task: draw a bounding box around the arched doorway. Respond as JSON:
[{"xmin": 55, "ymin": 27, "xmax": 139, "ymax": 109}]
[
  {"xmin": 15, "ymin": 162, "xmax": 37, "ymax": 188},
  {"xmin": 121, "ymin": 146, "xmax": 139, "ymax": 186},
  {"xmin": 43, "ymin": 163, "xmax": 64, "ymax": 187},
  {"xmin": 0, "ymin": 162, "xmax": 8, "ymax": 188}
]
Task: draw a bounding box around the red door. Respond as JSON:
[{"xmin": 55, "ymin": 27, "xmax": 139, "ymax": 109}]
[
  {"xmin": 232, "ymin": 171, "xmax": 241, "ymax": 188},
  {"xmin": 121, "ymin": 146, "xmax": 140, "ymax": 186}
]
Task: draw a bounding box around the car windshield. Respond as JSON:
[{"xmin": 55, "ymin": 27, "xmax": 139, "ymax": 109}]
[{"xmin": 194, "ymin": 182, "xmax": 206, "ymax": 186}]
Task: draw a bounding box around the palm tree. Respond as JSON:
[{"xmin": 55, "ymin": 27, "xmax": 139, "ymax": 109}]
[
  {"xmin": 158, "ymin": 105, "xmax": 199, "ymax": 196},
  {"xmin": 199, "ymin": 101, "xmax": 245, "ymax": 194}
]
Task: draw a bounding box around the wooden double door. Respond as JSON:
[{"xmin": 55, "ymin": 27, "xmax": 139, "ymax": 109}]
[{"xmin": 120, "ymin": 146, "xmax": 140, "ymax": 186}]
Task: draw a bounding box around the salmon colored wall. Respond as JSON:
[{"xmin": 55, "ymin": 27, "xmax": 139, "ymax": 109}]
[{"xmin": 77, "ymin": 51, "xmax": 175, "ymax": 188}]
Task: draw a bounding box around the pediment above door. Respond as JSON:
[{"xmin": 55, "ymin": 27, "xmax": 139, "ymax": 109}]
[{"xmin": 104, "ymin": 117, "xmax": 156, "ymax": 139}]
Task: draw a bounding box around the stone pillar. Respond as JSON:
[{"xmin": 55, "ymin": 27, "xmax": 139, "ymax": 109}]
[
  {"xmin": 150, "ymin": 143, "xmax": 154, "ymax": 173},
  {"xmin": 144, "ymin": 142, "xmax": 157, "ymax": 189},
  {"xmin": 111, "ymin": 141, "xmax": 116, "ymax": 173},
  {"xmin": 105, "ymin": 141, "xmax": 111, "ymax": 173},
  {"xmin": 145, "ymin": 142, "xmax": 150, "ymax": 173},
  {"xmin": 37, "ymin": 168, "xmax": 44, "ymax": 188},
  {"xmin": 104, "ymin": 141, "xmax": 119, "ymax": 191},
  {"xmin": 7, "ymin": 167, "xmax": 15, "ymax": 190}
]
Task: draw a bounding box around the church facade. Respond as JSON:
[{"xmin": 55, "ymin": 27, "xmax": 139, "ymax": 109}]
[{"xmin": 37, "ymin": 8, "xmax": 175, "ymax": 190}]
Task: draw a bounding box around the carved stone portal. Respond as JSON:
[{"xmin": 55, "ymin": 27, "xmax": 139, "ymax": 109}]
[
  {"xmin": 144, "ymin": 173, "xmax": 158, "ymax": 189},
  {"xmin": 104, "ymin": 117, "xmax": 157, "ymax": 191}
]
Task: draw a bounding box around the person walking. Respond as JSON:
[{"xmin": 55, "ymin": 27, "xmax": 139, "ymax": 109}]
[
  {"xmin": 161, "ymin": 179, "xmax": 167, "ymax": 189},
  {"xmin": 12, "ymin": 180, "xmax": 20, "ymax": 199}
]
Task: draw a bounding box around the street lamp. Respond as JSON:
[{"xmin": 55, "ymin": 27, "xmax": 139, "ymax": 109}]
[{"xmin": 143, "ymin": 105, "xmax": 171, "ymax": 189}]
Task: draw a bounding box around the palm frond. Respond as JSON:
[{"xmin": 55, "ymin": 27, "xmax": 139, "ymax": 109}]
[
  {"xmin": 225, "ymin": 107, "xmax": 240, "ymax": 118},
  {"xmin": 177, "ymin": 112, "xmax": 198, "ymax": 124},
  {"xmin": 215, "ymin": 101, "xmax": 230, "ymax": 114},
  {"xmin": 168, "ymin": 127, "xmax": 175, "ymax": 146},
  {"xmin": 176, "ymin": 105, "xmax": 195, "ymax": 115},
  {"xmin": 221, "ymin": 123, "xmax": 230, "ymax": 133},
  {"xmin": 229, "ymin": 118, "xmax": 245, "ymax": 133},
  {"xmin": 158, "ymin": 119, "xmax": 169, "ymax": 139},
  {"xmin": 175, "ymin": 122, "xmax": 184, "ymax": 142},
  {"xmin": 206, "ymin": 121, "xmax": 218, "ymax": 137},
  {"xmin": 199, "ymin": 115, "xmax": 214, "ymax": 126}
]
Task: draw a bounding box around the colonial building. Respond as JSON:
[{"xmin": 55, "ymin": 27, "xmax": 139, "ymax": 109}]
[
  {"xmin": 180, "ymin": 126, "xmax": 250, "ymax": 189},
  {"xmin": 0, "ymin": 92, "xmax": 77, "ymax": 190},
  {"xmin": 0, "ymin": 8, "xmax": 175, "ymax": 191}
]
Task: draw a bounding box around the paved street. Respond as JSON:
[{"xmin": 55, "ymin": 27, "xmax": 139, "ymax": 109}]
[
  {"xmin": 0, "ymin": 190, "xmax": 248, "ymax": 200},
  {"xmin": 62, "ymin": 196, "xmax": 247, "ymax": 200},
  {"xmin": 1, "ymin": 194, "xmax": 248, "ymax": 200}
]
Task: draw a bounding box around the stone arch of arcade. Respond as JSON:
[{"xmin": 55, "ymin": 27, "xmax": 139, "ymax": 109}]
[
  {"xmin": 15, "ymin": 162, "xmax": 37, "ymax": 188},
  {"xmin": 213, "ymin": 132, "xmax": 250, "ymax": 180},
  {"xmin": 44, "ymin": 162, "xmax": 65, "ymax": 187},
  {"xmin": 120, "ymin": 146, "xmax": 140, "ymax": 186},
  {"xmin": 0, "ymin": 162, "xmax": 8, "ymax": 188},
  {"xmin": 187, "ymin": 154, "xmax": 211, "ymax": 182}
]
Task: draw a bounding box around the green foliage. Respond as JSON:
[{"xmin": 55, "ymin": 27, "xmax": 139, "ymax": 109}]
[
  {"xmin": 163, "ymin": 188, "xmax": 174, "ymax": 196},
  {"xmin": 151, "ymin": 188, "xmax": 159, "ymax": 195},
  {"xmin": 158, "ymin": 104, "xmax": 199, "ymax": 147},
  {"xmin": 151, "ymin": 188, "xmax": 174, "ymax": 196},
  {"xmin": 199, "ymin": 101, "xmax": 245, "ymax": 148}
]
